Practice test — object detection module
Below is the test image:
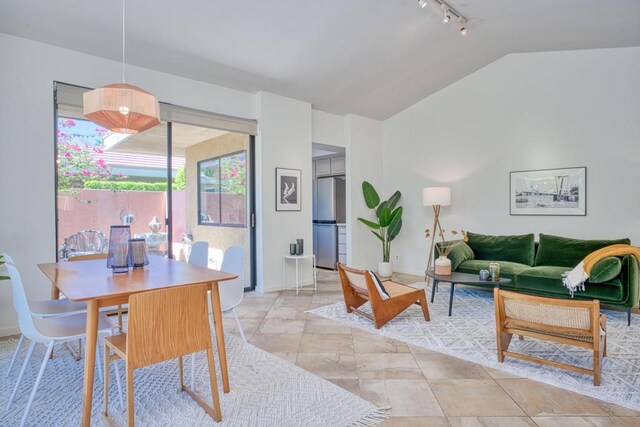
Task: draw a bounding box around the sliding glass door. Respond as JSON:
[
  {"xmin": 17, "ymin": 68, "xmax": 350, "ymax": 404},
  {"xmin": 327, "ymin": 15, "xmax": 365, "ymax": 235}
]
[{"xmin": 54, "ymin": 82, "xmax": 256, "ymax": 289}]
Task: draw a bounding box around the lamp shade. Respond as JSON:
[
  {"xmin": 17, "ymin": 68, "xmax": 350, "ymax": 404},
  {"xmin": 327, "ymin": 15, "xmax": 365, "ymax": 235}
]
[
  {"xmin": 83, "ymin": 83, "xmax": 161, "ymax": 134},
  {"xmin": 423, "ymin": 187, "xmax": 452, "ymax": 207}
]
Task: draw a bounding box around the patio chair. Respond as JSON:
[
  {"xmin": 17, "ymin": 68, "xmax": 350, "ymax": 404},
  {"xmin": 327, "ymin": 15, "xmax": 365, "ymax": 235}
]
[
  {"xmin": 64, "ymin": 230, "xmax": 108, "ymax": 256},
  {"xmin": 494, "ymin": 288, "xmax": 607, "ymax": 386},
  {"xmin": 337, "ymin": 263, "xmax": 430, "ymax": 329}
]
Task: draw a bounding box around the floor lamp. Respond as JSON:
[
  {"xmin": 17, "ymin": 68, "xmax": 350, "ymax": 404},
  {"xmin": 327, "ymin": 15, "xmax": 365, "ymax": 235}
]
[{"xmin": 423, "ymin": 187, "xmax": 452, "ymax": 280}]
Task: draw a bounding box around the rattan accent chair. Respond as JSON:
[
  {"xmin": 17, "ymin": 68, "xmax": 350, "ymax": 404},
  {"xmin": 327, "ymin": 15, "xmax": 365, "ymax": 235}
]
[
  {"xmin": 337, "ymin": 263, "xmax": 430, "ymax": 329},
  {"xmin": 494, "ymin": 288, "xmax": 607, "ymax": 386}
]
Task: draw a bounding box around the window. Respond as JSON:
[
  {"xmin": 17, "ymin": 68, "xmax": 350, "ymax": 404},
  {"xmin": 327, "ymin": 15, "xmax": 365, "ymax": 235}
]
[{"xmin": 198, "ymin": 151, "xmax": 246, "ymax": 227}]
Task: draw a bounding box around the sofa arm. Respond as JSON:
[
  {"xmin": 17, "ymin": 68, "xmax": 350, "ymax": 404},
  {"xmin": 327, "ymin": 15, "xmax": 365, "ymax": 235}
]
[
  {"xmin": 621, "ymin": 254, "xmax": 640, "ymax": 308},
  {"xmin": 435, "ymin": 240, "xmax": 474, "ymax": 271}
]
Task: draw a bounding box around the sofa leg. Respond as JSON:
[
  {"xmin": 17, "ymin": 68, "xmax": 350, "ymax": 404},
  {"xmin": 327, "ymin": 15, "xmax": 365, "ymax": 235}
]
[{"xmin": 627, "ymin": 307, "xmax": 632, "ymax": 326}]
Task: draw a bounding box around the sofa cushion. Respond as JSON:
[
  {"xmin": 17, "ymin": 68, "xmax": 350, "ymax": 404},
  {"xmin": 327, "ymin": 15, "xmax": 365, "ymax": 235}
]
[
  {"xmin": 590, "ymin": 257, "xmax": 622, "ymax": 283},
  {"xmin": 515, "ymin": 266, "xmax": 623, "ymax": 303},
  {"xmin": 456, "ymin": 259, "xmax": 529, "ymax": 281},
  {"xmin": 438, "ymin": 241, "xmax": 475, "ymax": 271},
  {"xmin": 466, "ymin": 232, "xmax": 535, "ymax": 266},
  {"xmin": 534, "ymin": 234, "xmax": 631, "ymax": 267}
]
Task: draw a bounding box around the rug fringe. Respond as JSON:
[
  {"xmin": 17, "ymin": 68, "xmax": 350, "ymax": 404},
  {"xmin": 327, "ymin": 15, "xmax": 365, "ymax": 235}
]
[{"xmin": 350, "ymin": 407, "xmax": 390, "ymax": 426}]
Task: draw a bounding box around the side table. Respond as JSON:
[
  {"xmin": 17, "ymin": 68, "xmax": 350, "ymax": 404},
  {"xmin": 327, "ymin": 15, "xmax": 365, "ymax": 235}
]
[{"xmin": 282, "ymin": 255, "xmax": 317, "ymax": 294}]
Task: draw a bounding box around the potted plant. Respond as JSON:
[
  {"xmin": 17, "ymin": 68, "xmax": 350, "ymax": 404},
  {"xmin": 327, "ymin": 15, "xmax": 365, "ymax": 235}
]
[
  {"xmin": 357, "ymin": 181, "xmax": 403, "ymax": 277},
  {"xmin": 425, "ymin": 228, "xmax": 467, "ymax": 275},
  {"xmin": 0, "ymin": 254, "xmax": 9, "ymax": 280}
]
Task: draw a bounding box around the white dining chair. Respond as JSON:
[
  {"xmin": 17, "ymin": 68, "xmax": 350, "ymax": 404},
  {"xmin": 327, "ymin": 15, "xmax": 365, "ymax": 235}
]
[
  {"xmin": 4, "ymin": 261, "xmax": 123, "ymax": 427},
  {"xmin": 189, "ymin": 241, "xmax": 209, "ymax": 268},
  {"xmin": 190, "ymin": 246, "xmax": 255, "ymax": 389},
  {"xmin": 3, "ymin": 254, "xmax": 87, "ymax": 378}
]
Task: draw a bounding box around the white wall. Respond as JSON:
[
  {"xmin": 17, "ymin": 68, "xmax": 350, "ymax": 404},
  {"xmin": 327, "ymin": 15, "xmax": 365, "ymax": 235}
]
[
  {"xmin": 383, "ymin": 47, "xmax": 640, "ymax": 275},
  {"xmin": 312, "ymin": 109, "xmax": 345, "ymax": 147},
  {"xmin": 345, "ymin": 114, "xmax": 384, "ymax": 269},
  {"xmin": 255, "ymin": 92, "xmax": 313, "ymax": 292}
]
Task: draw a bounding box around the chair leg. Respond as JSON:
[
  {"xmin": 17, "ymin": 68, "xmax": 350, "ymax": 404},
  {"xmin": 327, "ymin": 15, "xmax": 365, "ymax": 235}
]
[
  {"xmin": 7, "ymin": 340, "xmax": 36, "ymax": 409},
  {"xmin": 113, "ymin": 359, "xmax": 124, "ymax": 412},
  {"xmin": 232, "ymin": 309, "xmax": 257, "ymax": 372},
  {"xmin": 19, "ymin": 341, "xmax": 54, "ymax": 427},
  {"xmin": 6, "ymin": 334, "xmax": 25, "ymax": 378},
  {"xmin": 103, "ymin": 345, "xmax": 110, "ymax": 417},
  {"xmin": 118, "ymin": 305, "xmax": 123, "ymax": 333},
  {"xmin": 127, "ymin": 364, "xmax": 135, "ymax": 427},
  {"xmin": 96, "ymin": 339, "xmax": 104, "ymax": 384},
  {"xmin": 191, "ymin": 353, "xmax": 196, "ymax": 390}
]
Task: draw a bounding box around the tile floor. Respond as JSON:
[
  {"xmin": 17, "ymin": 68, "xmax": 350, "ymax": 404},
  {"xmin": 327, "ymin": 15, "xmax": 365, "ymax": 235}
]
[
  {"xmin": 3, "ymin": 269, "xmax": 639, "ymax": 426},
  {"xmin": 230, "ymin": 269, "xmax": 640, "ymax": 427}
]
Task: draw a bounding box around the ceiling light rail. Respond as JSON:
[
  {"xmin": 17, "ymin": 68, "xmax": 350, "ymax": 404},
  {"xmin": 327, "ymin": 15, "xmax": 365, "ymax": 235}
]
[{"xmin": 417, "ymin": 0, "xmax": 469, "ymax": 35}]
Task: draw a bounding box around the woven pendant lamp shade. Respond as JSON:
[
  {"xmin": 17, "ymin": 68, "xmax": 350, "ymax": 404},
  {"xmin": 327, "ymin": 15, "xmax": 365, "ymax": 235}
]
[{"xmin": 83, "ymin": 83, "xmax": 160, "ymax": 134}]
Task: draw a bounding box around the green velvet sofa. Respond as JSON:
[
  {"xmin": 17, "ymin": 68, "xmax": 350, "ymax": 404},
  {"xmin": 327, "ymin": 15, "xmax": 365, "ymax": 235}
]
[{"xmin": 439, "ymin": 232, "xmax": 639, "ymax": 325}]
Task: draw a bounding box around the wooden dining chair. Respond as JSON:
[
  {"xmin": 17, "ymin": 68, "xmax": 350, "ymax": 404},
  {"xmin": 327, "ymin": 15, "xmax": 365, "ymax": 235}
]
[
  {"xmin": 337, "ymin": 263, "xmax": 430, "ymax": 329},
  {"xmin": 103, "ymin": 283, "xmax": 221, "ymax": 426},
  {"xmin": 68, "ymin": 253, "xmax": 125, "ymax": 332}
]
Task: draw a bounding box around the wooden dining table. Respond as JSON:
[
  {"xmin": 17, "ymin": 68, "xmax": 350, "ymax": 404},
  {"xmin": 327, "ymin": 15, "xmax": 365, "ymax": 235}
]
[{"xmin": 38, "ymin": 255, "xmax": 237, "ymax": 427}]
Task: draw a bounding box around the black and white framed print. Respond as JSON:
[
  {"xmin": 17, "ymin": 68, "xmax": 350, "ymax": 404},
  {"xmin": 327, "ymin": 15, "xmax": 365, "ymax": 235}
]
[
  {"xmin": 510, "ymin": 167, "xmax": 586, "ymax": 216},
  {"xmin": 276, "ymin": 168, "xmax": 301, "ymax": 211}
]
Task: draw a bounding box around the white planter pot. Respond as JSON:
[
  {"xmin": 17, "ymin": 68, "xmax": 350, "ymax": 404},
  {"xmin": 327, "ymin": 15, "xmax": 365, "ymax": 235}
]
[
  {"xmin": 378, "ymin": 261, "xmax": 393, "ymax": 278},
  {"xmin": 435, "ymin": 256, "xmax": 452, "ymax": 275}
]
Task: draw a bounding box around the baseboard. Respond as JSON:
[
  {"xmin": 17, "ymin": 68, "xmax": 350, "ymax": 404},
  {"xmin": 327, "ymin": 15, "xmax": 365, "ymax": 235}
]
[
  {"xmin": 393, "ymin": 267, "xmax": 426, "ymax": 278},
  {"xmin": 0, "ymin": 325, "xmax": 20, "ymax": 338},
  {"xmin": 257, "ymin": 279, "xmax": 315, "ymax": 294}
]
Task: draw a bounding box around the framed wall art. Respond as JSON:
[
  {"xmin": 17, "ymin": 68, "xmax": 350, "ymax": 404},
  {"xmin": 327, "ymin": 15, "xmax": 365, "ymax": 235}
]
[
  {"xmin": 510, "ymin": 167, "xmax": 586, "ymax": 216},
  {"xmin": 276, "ymin": 167, "xmax": 301, "ymax": 211}
]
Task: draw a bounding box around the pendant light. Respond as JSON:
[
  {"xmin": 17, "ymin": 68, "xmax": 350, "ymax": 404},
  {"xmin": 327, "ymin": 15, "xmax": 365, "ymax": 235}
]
[{"xmin": 83, "ymin": 0, "xmax": 160, "ymax": 134}]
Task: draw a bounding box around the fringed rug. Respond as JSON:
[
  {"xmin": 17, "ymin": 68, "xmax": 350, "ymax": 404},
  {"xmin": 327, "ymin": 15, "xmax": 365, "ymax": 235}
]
[
  {"xmin": 308, "ymin": 282, "xmax": 640, "ymax": 412},
  {"xmin": 0, "ymin": 333, "xmax": 386, "ymax": 426}
]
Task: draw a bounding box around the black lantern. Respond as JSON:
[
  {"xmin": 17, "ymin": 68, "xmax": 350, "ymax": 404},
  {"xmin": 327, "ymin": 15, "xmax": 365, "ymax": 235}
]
[{"xmin": 107, "ymin": 225, "xmax": 131, "ymax": 273}]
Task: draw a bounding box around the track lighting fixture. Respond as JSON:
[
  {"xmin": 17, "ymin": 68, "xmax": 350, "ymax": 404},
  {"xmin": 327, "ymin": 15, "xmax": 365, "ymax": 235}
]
[{"xmin": 417, "ymin": 0, "xmax": 469, "ymax": 36}]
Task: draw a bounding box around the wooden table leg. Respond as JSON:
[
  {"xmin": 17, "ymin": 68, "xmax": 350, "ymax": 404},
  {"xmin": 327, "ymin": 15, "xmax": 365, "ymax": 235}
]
[
  {"xmin": 82, "ymin": 300, "xmax": 99, "ymax": 427},
  {"xmin": 51, "ymin": 283, "xmax": 60, "ymax": 300},
  {"xmin": 210, "ymin": 282, "xmax": 230, "ymax": 393}
]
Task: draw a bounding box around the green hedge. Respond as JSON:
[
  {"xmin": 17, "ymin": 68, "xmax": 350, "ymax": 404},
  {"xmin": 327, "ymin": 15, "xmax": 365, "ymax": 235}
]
[{"xmin": 84, "ymin": 180, "xmax": 172, "ymax": 192}]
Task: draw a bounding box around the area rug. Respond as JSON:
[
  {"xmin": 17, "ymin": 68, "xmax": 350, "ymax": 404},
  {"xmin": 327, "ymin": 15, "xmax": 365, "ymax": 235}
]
[
  {"xmin": 308, "ymin": 282, "xmax": 640, "ymax": 412},
  {"xmin": 0, "ymin": 333, "xmax": 385, "ymax": 426}
]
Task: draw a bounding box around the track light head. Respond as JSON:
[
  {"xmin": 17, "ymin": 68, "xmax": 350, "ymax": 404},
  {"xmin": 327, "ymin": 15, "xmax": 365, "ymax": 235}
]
[
  {"xmin": 418, "ymin": 0, "xmax": 428, "ymax": 8},
  {"xmin": 443, "ymin": 10, "xmax": 450, "ymax": 23},
  {"xmin": 460, "ymin": 26, "xmax": 467, "ymax": 36}
]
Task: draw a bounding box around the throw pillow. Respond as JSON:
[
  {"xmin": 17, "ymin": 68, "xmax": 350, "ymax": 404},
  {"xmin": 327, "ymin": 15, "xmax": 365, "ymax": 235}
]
[
  {"xmin": 437, "ymin": 241, "xmax": 474, "ymax": 271},
  {"xmin": 589, "ymin": 256, "xmax": 622, "ymax": 283},
  {"xmin": 535, "ymin": 234, "xmax": 631, "ymax": 267},
  {"xmin": 367, "ymin": 270, "xmax": 390, "ymax": 300},
  {"xmin": 466, "ymin": 232, "xmax": 536, "ymax": 266}
]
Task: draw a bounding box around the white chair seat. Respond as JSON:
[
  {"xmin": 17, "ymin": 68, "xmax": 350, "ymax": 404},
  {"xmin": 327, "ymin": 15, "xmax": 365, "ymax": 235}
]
[
  {"xmin": 29, "ymin": 299, "xmax": 87, "ymax": 317},
  {"xmin": 32, "ymin": 313, "xmax": 114, "ymax": 340}
]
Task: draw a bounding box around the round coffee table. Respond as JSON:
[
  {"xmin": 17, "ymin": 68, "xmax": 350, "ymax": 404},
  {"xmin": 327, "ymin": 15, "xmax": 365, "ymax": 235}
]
[{"xmin": 425, "ymin": 270, "xmax": 512, "ymax": 316}]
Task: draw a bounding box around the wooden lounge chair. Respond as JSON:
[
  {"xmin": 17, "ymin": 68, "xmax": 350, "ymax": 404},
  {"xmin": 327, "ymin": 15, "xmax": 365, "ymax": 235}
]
[
  {"xmin": 494, "ymin": 288, "xmax": 607, "ymax": 386},
  {"xmin": 337, "ymin": 263, "xmax": 430, "ymax": 329}
]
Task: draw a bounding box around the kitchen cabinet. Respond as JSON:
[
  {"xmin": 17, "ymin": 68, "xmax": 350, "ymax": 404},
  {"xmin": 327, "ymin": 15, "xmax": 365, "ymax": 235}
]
[
  {"xmin": 330, "ymin": 157, "xmax": 345, "ymax": 175},
  {"xmin": 315, "ymin": 159, "xmax": 331, "ymax": 177}
]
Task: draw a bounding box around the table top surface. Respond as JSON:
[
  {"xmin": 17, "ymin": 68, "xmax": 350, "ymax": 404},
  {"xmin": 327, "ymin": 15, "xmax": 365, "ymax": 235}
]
[
  {"xmin": 38, "ymin": 255, "xmax": 237, "ymax": 302},
  {"xmin": 425, "ymin": 269, "xmax": 512, "ymax": 284}
]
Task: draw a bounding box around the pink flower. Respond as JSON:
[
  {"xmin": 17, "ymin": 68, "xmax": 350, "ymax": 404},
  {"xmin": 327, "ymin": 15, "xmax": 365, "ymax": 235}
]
[
  {"xmin": 64, "ymin": 152, "xmax": 71, "ymax": 158},
  {"xmin": 72, "ymin": 144, "xmax": 81, "ymax": 151},
  {"xmin": 96, "ymin": 159, "xmax": 107, "ymax": 169},
  {"xmin": 230, "ymin": 169, "xmax": 238, "ymax": 176},
  {"xmin": 222, "ymin": 174, "xmax": 229, "ymax": 179},
  {"xmin": 60, "ymin": 119, "xmax": 75, "ymax": 128},
  {"xmin": 101, "ymin": 173, "xmax": 110, "ymax": 177},
  {"xmin": 64, "ymin": 172, "xmax": 74, "ymax": 177},
  {"xmin": 93, "ymin": 147, "xmax": 104, "ymax": 154},
  {"xmin": 81, "ymin": 170, "xmax": 90, "ymax": 176}
]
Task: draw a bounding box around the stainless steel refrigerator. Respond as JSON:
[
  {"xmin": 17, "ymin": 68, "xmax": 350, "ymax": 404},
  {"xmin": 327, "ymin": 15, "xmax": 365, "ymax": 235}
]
[{"xmin": 313, "ymin": 176, "xmax": 346, "ymax": 269}]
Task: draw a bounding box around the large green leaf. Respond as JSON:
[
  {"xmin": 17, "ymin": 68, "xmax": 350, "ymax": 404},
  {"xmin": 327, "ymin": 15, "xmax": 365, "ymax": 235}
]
[
  {"xmin": 371, "ymin": 230, "xmax": 385, "ymax": 242},
  {"xmin": 389, "ymin": 206, "xmax": 402, "ymax": 223},
  {"xmin": 357, "ymin": 217, "xmax": 380, "ymax": 230},
  {"xmin": 361, "ymin": 181, "xmax": 380, "ymax": 209},
  {"xmin": 378, "ymin": 202, "xmax": 393, "ymax": 227},
  {"xmin": 0, "ymin": 276, "xmax": 8, "ymax": 280},
  {"xmin": 388, "ymin": 215, "xmax": 403, "ymax": 241},
  {"xmin": 386, "ymin": 191, "xmax": 401, "ymax": 211}
]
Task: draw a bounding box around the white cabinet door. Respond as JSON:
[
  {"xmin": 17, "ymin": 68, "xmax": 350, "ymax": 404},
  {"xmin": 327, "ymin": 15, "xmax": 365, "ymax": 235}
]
[
  {"xmin": 330, "ymin": 157, "xmax": 345, "ymax": 175},
  {"xmin": 316, "ymin": 159, "xmax": 331, "ymax": 177}
]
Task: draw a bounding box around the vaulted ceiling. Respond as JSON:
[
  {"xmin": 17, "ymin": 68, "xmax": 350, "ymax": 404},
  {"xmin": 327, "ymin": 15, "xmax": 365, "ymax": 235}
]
[{"xmin": 1, "ymin": 0, "xmax": 639, "ymax": 119}]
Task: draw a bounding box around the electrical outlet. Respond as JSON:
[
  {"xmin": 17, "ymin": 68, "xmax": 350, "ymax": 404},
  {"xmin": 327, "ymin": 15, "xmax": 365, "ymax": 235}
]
[{"xmin": 395, "ymin": 255, "xmax": 400, "ymax": 261}]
